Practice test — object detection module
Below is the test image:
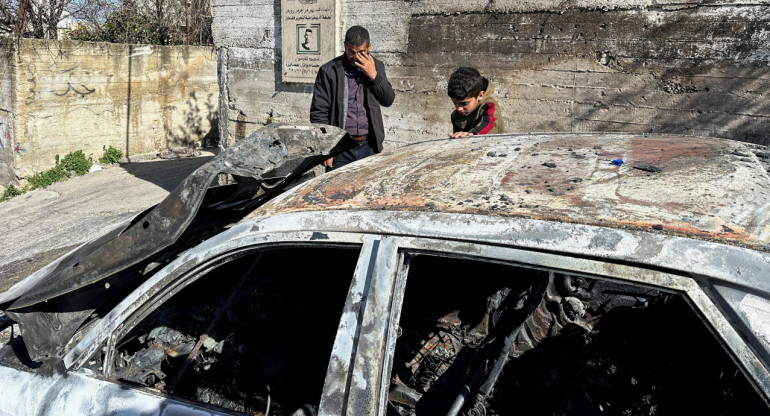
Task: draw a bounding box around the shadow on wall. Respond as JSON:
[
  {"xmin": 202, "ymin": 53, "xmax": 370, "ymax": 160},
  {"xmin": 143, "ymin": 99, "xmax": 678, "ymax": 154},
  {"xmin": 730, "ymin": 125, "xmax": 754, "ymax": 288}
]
[
  {"xmin": 586, "ymin": 14, "xmax": 770, "ymax": 145},
  {"xmin": 166, "ymin": 91, "xmax": 220, "ymax": 149},
  {"xmin": 405, "ymin": 7, "xmax": 769, "ymax": 145}
]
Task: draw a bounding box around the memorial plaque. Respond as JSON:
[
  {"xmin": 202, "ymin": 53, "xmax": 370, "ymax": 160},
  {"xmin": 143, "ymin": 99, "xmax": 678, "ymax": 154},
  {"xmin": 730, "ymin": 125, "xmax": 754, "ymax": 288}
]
[{"xmin": 281, "ymin": 0, "xmax": 338, "ymax": 83}]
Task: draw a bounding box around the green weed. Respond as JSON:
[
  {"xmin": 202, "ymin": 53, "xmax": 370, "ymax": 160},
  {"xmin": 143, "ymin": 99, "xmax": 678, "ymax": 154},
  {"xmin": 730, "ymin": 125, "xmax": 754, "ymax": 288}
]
[
  {"xmin": 2, "ymin": 150, "xmax": 94, "ymax": 202},
  {"xmin": 0, "ymin": 184, "xmax": 26, "ymax": 202},
  {"xmin": 61, "ymin": 150, "xmax": 93, "ymax": 175},
  {"xmin": 28, "ymin": 164, "xmax": 72, "ymax": 189},
  {"xmin": 99, "ymin": 146, "xmax": 124, "ymax": 164}
]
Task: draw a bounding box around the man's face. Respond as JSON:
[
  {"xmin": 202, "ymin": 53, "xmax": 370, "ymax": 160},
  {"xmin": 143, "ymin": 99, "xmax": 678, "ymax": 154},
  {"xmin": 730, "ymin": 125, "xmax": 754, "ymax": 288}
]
[
  {"xmin": 304, "ymin": 31, "xmax": 310, "ymax": 43},
  {"xmin": 345, "ymin": 42, "xmax": 371, "ymax": 66},
  {"xmin": 451, "ymin": 91, "xmax": 485, "ymax": 116}
]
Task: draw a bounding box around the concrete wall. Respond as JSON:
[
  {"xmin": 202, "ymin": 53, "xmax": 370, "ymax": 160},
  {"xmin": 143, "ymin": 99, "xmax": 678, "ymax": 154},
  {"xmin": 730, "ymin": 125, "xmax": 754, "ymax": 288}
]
[
  {"xmin": 212, "ymin": 0, "xmax": 770, "ymax": 150},
  {"xmin": 3, "ymin": 39, "xmax": 218, "ymax": 184},
  {"xmin": 0, "ymin": 39, "xmax": 16, "ymax": 188}
]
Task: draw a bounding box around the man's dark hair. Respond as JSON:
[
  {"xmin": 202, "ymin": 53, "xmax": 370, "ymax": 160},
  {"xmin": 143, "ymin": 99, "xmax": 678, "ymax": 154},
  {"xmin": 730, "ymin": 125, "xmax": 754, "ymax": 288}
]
[
  {"xmin": 345, "ymin": 26, "xmax": 370, "ymax": 47},
  {"xmin": 448, "ymin": 67, "xmax": 485, "ymax": 99}
]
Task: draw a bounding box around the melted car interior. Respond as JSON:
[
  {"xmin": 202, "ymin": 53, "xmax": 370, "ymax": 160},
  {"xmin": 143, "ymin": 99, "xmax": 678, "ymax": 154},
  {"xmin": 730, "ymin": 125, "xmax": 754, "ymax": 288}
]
[
  {"xmin": 94, "ymin": 247, "xmax": 359, "ymax": 414},
  {"xmin": 387, "ymin": 253, "xmax": 768, "ymax": 415},
  {"xmin": 73, "ymin": 244, "xmax": 768, "ymax": 415}
]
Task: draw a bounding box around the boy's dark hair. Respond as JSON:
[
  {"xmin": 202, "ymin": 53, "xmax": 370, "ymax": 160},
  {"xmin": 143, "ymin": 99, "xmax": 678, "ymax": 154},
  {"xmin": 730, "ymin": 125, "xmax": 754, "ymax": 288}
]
[
  {"xmin": 448, "ymin": 67, "xmax": 485, "ymax": 100},
  {"xmin": 344, "ymin": 26, "xmax": 370, "ymax": 47}
]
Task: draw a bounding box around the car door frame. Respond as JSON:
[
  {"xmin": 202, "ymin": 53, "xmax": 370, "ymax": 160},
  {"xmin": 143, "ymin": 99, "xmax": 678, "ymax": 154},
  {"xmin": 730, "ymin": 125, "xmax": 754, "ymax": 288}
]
[
  {"xmin": 305, "ymin": 215, "xmax": 770, "ymax": 414},
  {"xmin": 59, "ymin": 210, "xmax": 770, "ymax": 415}
]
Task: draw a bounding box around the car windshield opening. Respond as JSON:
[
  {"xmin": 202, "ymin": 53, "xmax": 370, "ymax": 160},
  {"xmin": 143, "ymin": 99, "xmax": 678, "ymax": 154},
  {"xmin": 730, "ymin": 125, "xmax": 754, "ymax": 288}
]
[
  {"xmin": 105, "ymin": 245, "xmax": 359, "ymax": 415},
  {"xmin": 387, "ymin": 254, "xmax": 769, "ymax": 415}
]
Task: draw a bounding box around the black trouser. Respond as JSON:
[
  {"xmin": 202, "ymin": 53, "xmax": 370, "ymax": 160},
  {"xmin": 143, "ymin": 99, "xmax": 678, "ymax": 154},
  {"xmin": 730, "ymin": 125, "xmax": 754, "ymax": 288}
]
[{"xmin": 331, "ymin": 139, "xmax": 376, "ymax": 170}]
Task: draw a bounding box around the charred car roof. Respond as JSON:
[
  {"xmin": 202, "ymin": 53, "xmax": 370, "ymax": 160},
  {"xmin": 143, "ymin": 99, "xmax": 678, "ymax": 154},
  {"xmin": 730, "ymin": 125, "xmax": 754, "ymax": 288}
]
[{"xmin": 255, "ymin": 133, "xmax": 770, "ymax": 251}]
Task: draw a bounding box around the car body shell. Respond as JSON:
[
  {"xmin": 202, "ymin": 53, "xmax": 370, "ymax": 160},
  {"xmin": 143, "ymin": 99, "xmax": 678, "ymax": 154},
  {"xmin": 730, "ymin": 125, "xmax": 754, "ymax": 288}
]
[{"xmin": 1, "ymin": 127, "xmax": 770, "ymax": 415}]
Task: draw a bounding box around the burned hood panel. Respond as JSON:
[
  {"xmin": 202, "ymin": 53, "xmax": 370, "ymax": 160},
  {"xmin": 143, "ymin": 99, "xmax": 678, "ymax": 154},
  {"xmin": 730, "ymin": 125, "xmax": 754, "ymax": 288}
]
[
  {"xmin": 254, "ymin": 133, "xmax": 770, "ymax": 251},
  {"xmin": 5, "ymin": 124, "xmax": 348, "ymax": 310},
  {"xmin": 0, "ymin": 124, "xmax": 351, "ymax": 362}
]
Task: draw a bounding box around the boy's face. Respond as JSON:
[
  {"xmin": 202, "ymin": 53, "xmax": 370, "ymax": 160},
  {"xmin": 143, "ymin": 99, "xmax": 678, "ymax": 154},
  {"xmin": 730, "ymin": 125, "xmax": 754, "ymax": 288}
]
[{"xmin": 451, "ymin": 91, "xmax": 485, "ymax": 116}]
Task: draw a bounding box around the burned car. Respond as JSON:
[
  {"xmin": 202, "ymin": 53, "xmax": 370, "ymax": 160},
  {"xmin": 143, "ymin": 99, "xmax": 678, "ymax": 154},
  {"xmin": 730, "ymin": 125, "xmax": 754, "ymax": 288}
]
[{"xmin": 1, "ymin": 124, "xmax": 770, "ymax": 415}]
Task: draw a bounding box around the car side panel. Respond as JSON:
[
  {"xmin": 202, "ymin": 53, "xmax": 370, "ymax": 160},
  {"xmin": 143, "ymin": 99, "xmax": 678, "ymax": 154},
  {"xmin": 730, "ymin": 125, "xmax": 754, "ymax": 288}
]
[{"xmin": 0, "ymin": 366, "xmax": 235, "ymax": 416}]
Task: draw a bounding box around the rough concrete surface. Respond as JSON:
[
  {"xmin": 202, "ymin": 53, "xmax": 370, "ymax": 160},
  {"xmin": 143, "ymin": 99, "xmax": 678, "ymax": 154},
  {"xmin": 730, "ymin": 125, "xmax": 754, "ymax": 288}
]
[
  {"xmin": 0, "ymin": 39, "xmax": 16, "ymax": 191},
  {"xmin": 213, "ymin": 0, "xmax": 770, "ymax": 149},
  {"xmin": 0, "ymin": 154, "xmax": 213, "ymax": 292},
  {"xmin": 0, "ymin": 39, "xmax": 219, "ymax": 187}
]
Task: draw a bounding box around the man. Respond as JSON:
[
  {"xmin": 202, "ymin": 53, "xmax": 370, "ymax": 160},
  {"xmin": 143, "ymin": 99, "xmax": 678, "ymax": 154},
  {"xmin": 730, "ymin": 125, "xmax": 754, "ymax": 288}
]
[{"xmin": 310, "ymin": 26, "xmax": 396, "ymax": 170}]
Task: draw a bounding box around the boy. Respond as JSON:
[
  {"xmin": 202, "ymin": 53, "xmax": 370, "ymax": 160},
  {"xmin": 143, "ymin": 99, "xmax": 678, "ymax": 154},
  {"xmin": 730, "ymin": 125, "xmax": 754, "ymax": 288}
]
[{"xmin": 447, "ymin": 67, "xmax": 504, "ymax": 138}]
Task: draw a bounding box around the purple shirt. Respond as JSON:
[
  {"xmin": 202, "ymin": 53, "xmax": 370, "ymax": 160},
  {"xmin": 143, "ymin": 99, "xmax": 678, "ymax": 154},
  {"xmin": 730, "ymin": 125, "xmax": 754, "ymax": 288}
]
[{"xmin": 345, "ymin": 69, "xmax": 369, "ymax": 137}]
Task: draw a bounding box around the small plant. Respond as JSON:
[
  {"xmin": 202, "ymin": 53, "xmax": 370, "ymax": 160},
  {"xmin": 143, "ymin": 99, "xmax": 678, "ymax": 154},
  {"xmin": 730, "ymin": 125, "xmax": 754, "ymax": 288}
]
[
  {"xmin": 61, "ymin": 150, "xmax": 93, "ymax": 175},
  {"xmin": 1, "ymin": 149, "xmax": 95, "ymax": 202},
  {"xmin": 99, "ymin": 146, "xmax": 124, "ymax": 164},
  {"xmin": 0, "ymin": 184, "xmax": 25, "ymax": 202},
  {"xmin": 27, "ymin": 151, "xmax": 92, "ymax": 190},
  {"xmin": 28, "ymin": 164, "xmax": 71, "ymax": 189}
]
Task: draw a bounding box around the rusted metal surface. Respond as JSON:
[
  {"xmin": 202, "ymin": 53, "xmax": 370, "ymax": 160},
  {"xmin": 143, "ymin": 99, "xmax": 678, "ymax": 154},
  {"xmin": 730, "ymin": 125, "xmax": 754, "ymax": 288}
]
[{"xmin": 254, "ymin": 133, "xmax": 770, "ymax": 251}]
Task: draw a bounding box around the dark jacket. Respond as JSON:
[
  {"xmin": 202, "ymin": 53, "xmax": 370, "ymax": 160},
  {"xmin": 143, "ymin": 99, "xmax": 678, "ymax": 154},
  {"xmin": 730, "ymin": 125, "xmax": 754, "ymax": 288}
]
[
  {"xmin": 310, "ymin": 55, "xmax": 395, "ymax": 152},
  {"xmin": 451, "ymin": 78, "xmax": 504, "ymax": 136}
]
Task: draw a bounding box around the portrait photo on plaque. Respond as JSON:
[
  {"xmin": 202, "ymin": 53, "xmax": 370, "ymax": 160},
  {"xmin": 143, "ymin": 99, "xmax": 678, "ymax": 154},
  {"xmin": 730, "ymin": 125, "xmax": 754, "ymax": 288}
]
[{"xmin": 297, "ymin": 24, "xmax": 321, "ymax": 54}]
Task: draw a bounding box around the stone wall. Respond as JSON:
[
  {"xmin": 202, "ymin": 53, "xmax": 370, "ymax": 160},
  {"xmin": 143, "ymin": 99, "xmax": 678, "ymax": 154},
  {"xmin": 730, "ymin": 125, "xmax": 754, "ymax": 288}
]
[
  {"xmin": 2, "ymin": 39, "xmax": 218, "ymax": 185},
  {"xmin": 212, "ymin": 0, "xmax": 770, "ymax": 149}
]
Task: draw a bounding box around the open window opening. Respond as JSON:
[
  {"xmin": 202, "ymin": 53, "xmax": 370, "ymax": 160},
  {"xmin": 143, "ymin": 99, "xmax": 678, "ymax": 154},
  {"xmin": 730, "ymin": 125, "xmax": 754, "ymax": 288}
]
[
  {"xmin": 104, "ymin": 246, "xmax": 359, "ymax": 415},
  {"xmin": 388, "ymin": 254, "xmax": 768, "ymax": 415}
]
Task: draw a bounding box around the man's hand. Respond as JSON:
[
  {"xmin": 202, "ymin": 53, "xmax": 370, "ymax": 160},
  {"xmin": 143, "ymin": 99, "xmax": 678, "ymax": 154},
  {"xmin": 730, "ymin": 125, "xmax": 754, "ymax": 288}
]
[
  {"xmin": 352, "ymin": 51, "xmax": 377, "ymax": 81},
  {"xmin": 448, "ymin": 131, "xmax": 474, "ymax": 139},
  {"xmin": 323, "ymin": 157, "xmax": 334, "ymax": 169}
]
